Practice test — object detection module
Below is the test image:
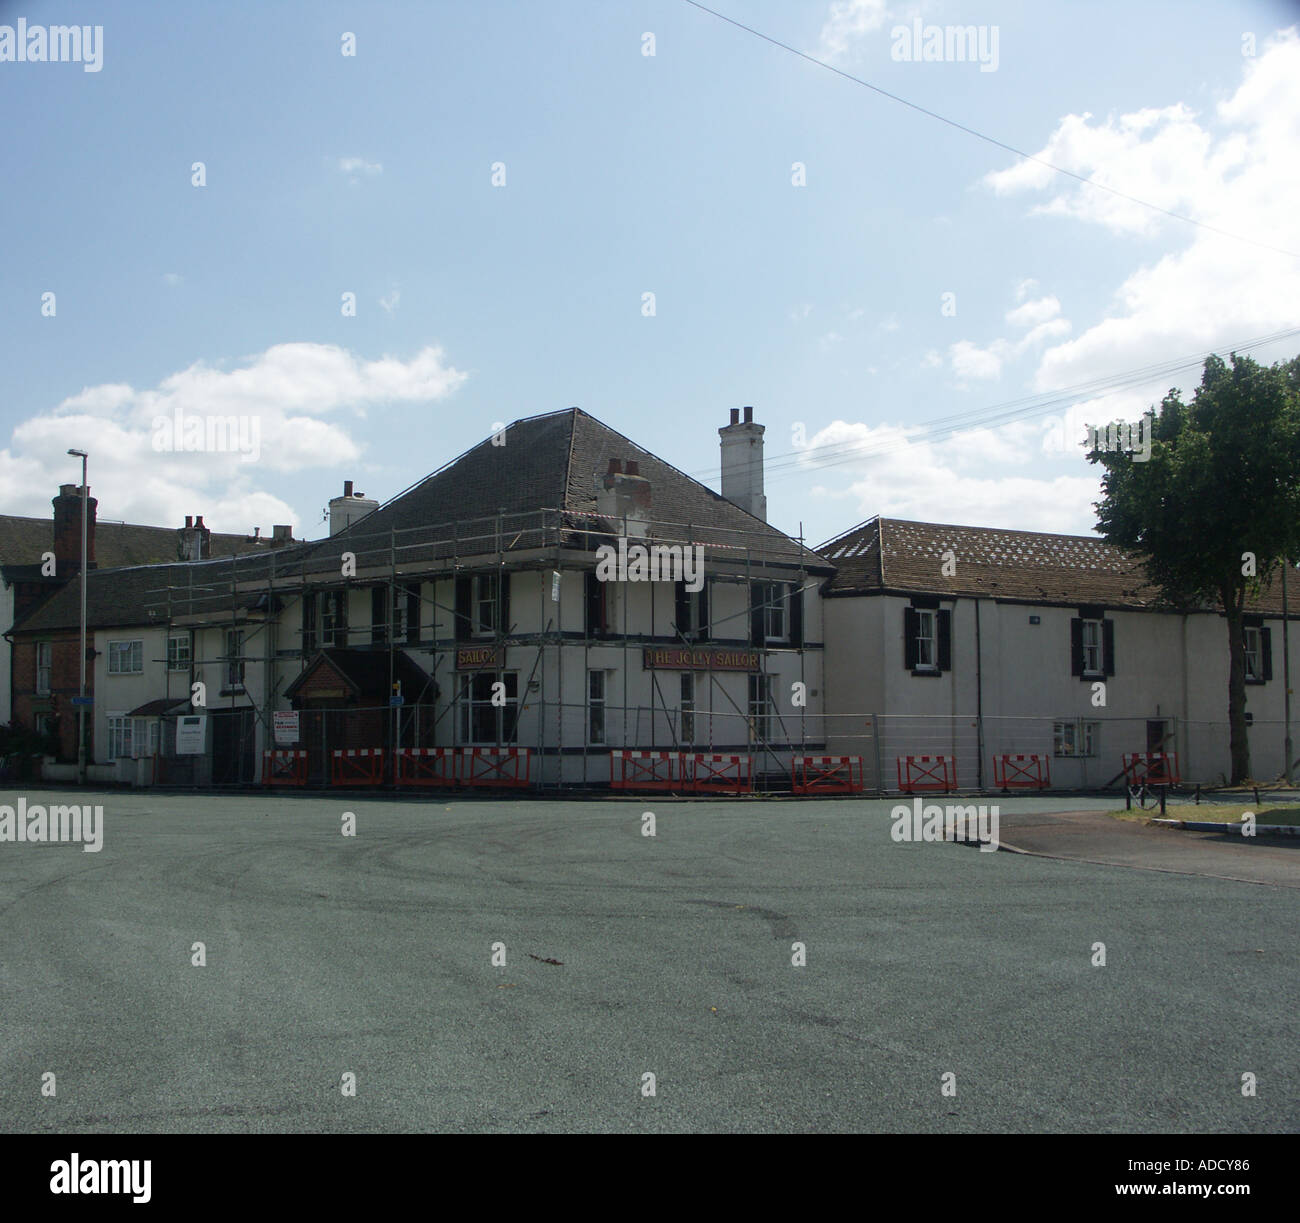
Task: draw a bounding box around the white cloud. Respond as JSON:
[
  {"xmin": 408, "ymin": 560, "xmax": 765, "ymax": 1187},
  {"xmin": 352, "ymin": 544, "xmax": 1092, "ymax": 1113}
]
[
  {"xmin": 982, "ymin": 30, "xmax": 1300, "ymax": 392},
  {"xmin": 1005, "ymin": 296, "xmax": 1061, "ymax": 329},
  {"xmin": 338, "ymin": 157, "xmax": 382, "ymax": 177},
  {"xmin": 800, "ymin": 418, "xmax": 1101, "ymax": 533},
  {"xmin": 950, "ymin": 339, "xmax": 1006, "ymax": 380},
  {"xmin": 162, "ymin": 272, "xmax": 182, "ymax": 287},
  {"xmin": 818, "ymin": 0, "xmax": 891, "ymax": 60},
  {"xmin": 0, "ymin": 343, "xmax": 467, "ymax": 531}
]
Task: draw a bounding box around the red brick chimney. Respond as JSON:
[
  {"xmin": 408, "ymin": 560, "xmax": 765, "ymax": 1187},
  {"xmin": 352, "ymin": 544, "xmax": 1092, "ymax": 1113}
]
[
  {"xmin": 177, "ymin": 513, "xmax": 212, "ymax": 561},
  {"xmin": 52, "ymin": 483, "xmax": 97, "ymax": 572}
]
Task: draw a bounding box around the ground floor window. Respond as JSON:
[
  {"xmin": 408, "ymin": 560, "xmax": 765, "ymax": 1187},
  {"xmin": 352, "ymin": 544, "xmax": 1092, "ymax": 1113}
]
[
  {"xmin": 458, "ymin": 671, "xmax": 518, "ymax": 744},
  {"xmin": 748, "ymin": 674, "xmax": 773, "ymax": 745},
  {"xmin": 107, "ymin": 717, "xmax": 160, "ymax": 761},
  {"xmin": 588, "ymin": 670, "xmax": 606, "ymax": 745},
  {"xmin": 1053, "ymin": 720, "xmax": 1099, "ymax": 757}
]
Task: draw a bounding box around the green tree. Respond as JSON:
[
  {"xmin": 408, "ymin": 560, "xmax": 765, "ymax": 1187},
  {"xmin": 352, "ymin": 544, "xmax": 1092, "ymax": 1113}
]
[{"xmin": 1090, "ymin": 353, "xmax": 1300, "ymax": 784}]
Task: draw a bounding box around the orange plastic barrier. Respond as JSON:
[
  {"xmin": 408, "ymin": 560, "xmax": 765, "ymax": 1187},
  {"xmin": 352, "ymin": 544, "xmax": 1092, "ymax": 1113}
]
[
  {"xmin": 993, "ymin": 753, "xmax": 1051, "ymax": 790},
  {"xmin": 394, "ymin": 747, "xmax": 458, "ymax": 787},
  {"xmin": 262, "ymin": 749, "xmax": 308, "ymax": 786},
  {"xmin": 897, "ymin": 754, "xmax": 957, "ymax": 793},
  {"xmin": 461, "ymin": 747, "xmax": 530, "ymax": 788},
  {"xmin": 791, "ymin": 755, "xmax": 864, "ymax": 794},
  {"xmin": 688, "ymin": 753, "xmax": 753, "ymax": 794},
  {"xmin": 331, "ymin": 748, "xmax": 385, "ymax": 786},
  {"xmin": 609, "ymin": 750, "xmax": 689, "ymax": 791},
  {"xmin": 1122, "ymin": 752, "xmax": 1180, "ymax": 786}
]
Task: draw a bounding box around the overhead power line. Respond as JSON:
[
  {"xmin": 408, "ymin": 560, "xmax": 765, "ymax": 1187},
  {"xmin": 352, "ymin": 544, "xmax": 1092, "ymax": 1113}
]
[
  {"xmin": 686, "ymin": 325, "xmax": 1300, "ymax": 484},
  {"xmin": 679, "ymin": 0, "xmax": 1300, "ymax": 260}
]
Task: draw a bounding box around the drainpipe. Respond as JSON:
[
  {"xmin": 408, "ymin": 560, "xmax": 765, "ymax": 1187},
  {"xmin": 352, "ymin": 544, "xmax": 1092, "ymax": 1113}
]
[{"xmin": 974, "ymin": 598, "xmax": 984, "ymax": 789}]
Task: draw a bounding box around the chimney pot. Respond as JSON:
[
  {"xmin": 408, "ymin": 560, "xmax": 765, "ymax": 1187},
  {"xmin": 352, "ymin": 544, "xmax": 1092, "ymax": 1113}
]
[
  {"xmin": 743, "ymin": 405, "xmax": 753, "ymax": 423},
  {"xmin": 606, "ymin": 458, "xmax": 622, "ymax": 475},
  {"xmin": 729, "ymin": 408, "xmax": 739, "ymax": 425},
  {"xmin": 184, "ymin": 515, "xmax": 193, "ymax": 528},
  {"xmin": 625, "ymin": 460, "xmax": 639, "ymax": 476},
  {"xmin": 195, "ymin": 515, "xmax": 205, "ymax": 529},
  {"xmin": 344, "ymin": 480, "xmax": 353, "ymax": 497}
]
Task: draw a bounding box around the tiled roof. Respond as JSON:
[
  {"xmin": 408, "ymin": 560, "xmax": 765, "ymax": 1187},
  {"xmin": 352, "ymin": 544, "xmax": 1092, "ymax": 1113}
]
[
  {"xmin": 295, "ymin": 407, "xmax": 828, "ymax": 574},
  {"xmin": 0, "ymin": 513, "xmax": 271, "ymax": 571},
  {"xmin": 11, "ymin": 408, "xmax": 824, "ymax": 634},
  {"xmin": 819, "ymin": 516, "xmax": 1292, "ymax": 615}
]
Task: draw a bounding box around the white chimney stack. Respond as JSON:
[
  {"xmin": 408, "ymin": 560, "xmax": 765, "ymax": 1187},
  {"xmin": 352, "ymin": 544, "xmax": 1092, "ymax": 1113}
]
[
  {"xmin": 329, "ymin": 479, "xmax": 379, "ymax": 536},
  {"xmin": 718, "ymin": 406, "xmax": 766, "ymax": 521}
]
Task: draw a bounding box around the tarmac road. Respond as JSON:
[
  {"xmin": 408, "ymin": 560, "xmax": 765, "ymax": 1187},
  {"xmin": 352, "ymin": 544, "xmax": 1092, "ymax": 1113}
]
[{"xmin": 0, "ymin": 790, "xmax": 1295, "ymax": 1133}]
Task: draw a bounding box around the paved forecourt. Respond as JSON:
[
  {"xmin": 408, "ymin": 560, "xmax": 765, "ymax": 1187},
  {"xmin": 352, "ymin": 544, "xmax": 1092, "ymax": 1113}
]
[{"xmin": 0, "ymin": 790, "xmax": 1294, "ymax": 1133}]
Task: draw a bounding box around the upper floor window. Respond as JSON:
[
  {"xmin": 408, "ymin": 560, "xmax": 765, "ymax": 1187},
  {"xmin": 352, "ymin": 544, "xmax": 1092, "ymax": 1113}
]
[
  {"xmin": 455, "ymin": 573, "xmax": 510, "ymax": 641},
  {"xmin": 107, "ymin": 640, "xmax": 143, "ymax": 675},
  {"xmin": 904, "ymin": 605, "xmax": 950, "ymax": 674},
  {"xmin": 225, "ymin": 629, "xmax": 245, "ymax": 690},
  {"xmin": 168, "ymin": 634, "xmax": 191, "ymax": 671},
  {"xmin": 750, "ymin": 581, "xmax": 803, "ymax": 647},
  {"xmin": 1243, "ymin": 624, "xmax": 1272, "ymax": 684},
  {"xmin": 36, "ymin": 641, "xmax": 52, "ymax": 695},
  {"xmin": 1070, "ymin": 612, "xmax": 1114, "ymax": 680}
]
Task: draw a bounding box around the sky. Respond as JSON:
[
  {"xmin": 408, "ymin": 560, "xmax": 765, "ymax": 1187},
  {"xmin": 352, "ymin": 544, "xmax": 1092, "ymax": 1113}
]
[{"xmin": 2, "ymin": 0, "xmax": 1299, "ymax": 549}]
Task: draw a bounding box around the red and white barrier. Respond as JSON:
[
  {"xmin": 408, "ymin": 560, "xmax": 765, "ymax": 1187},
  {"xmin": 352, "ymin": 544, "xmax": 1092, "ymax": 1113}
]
[
  {"xmin": 394, "ymin": 747, "xmax": 458, "ymax": 787},
  {"xmin": 461, "ymin": 746, "xmax": 530, "ymax": 788},
  {"xmin": 609, "ymin": 750, "xmax": 689, "ymax": 791},
  {"xmin": 331, "ymin": 748, "xmax": 385, "ymax": 786},
  {"xmin": 897, "ymin": 754, "xmax": 957, "ymax": 794},
  {"xmin": 262, "ymin": 749, "xmax": 308, "ymax": 786},
  {"xmin": 1122, "ymin": 752, "xmax": 1180, "ymax": 786},
  {"xmin": 993, "ymin": 753, "xmax": 1050, "ymax": 791},
  {"xmin": 688, "ymin": 753, "xmax": 753, "ymax": 794},
  {"xmin": 791, "ymin": 755, "xmax": 864, "ymax": 795}
]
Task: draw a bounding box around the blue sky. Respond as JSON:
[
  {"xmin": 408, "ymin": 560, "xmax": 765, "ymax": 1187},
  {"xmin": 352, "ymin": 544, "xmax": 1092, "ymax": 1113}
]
[{"xmin": 2, "ymin": 0, "xmax": 1298, "ymax": 547}]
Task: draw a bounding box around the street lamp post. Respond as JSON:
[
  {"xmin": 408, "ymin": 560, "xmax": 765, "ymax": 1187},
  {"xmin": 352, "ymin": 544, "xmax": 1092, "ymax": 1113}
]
[{"xmin": 67, "ymin": 449, "xmax": 88, "ymax": 786}]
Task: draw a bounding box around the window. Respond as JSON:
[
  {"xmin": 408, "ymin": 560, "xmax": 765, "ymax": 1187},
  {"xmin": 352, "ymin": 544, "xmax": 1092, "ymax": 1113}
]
[
  {"xmin": 750, "ymin": 582, "xmax": 803, "ymax": 648},
  {"xmin": 225, "ymin": 629, "xmax": 245, "ymax": 690},
  {"xmin": 319, "ymin": 591, "xmax": 347, "ymax": 648},
  {"xmin": 674, "ymin": 581, "xmax": 709, "ymax": 642},
  {"xmin": 680, "ymin": 673, "xmax": 695, "ymax": 745},
  {"xmin": 108, "ymin": 716, "xmax": 138, "ymax": 760},
  {"xmin": 757, "ymin": 583, "xmax": 787, "ymax": 642},
  {"xmin": 904, "ymin": 605, "xmax": 951, "ymax": 674},
  {"xmin": 107, "ymin": 640, "xmax": 143, "ymax": 675},
  {"xmin": 586, "ymin": 570, "xmax": 610, "ymax": 637},
  {"xmin": 474, "ymin": 574, "xmax": 499, "ymax": 636},
  {"xmin": 748, "ymin": 673, "xmax": 773, "ymax": 745},
  {"xmin": 458, "ymin": 672, "xmax": 518, "ymax": 744},
  {"xmin": 1081, "ymin": 619, "xmax": 1103, "ymax": 675},
  {"xmin": 1070, "ymin": 613, "xmax": 1114, "ymax": 680},
  {"xmin": 168, "ymin": 634, "xmax": 191, "ymax": 671},
  {"xmin": 1243, "ymin": 624, "xmax": 1272, "ymax": 684},
  {"xmin": 588, "ymin": 670, "xmax": 606, "ymax": 745},
  {"xmin": 914, "ymin": 610, "xmax": 937, "ymax": 670},
  {"xmin": 1054, "ymin": 720, "xmax": 1100, "ymax": 757},
  {"xmin": 36, "ymin": 642, "xmax": 52, "ymax": 695}
]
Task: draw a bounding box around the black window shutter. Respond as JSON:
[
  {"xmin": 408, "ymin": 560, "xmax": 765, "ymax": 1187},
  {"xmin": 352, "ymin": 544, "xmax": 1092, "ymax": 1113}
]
[
  {"xmin": 904, "ymin": 607, "xmax": 919, "ymax": 670},
  {"xmin": 454, "ymin": 577, "xmax": 471, "ymax": 641},
  {"xmin": 937, "ymin": 609, "xmax": 952, "ymax": 671},
  {"xmin": 406, "ymin": 583, "xmax": 421, "ymax": 644},
  {"xmin": 1103, "ymin": 619, "xmax": 1115, "ymax": 676},
  {"xmin": 371, "ymin": 585, "xmax": 388, "ymax": 644},
  {"xmin": 750, "ymin": 583, "xmax": 765, "ymax": 647},
  {"xmin": 1070, "ymin": 618, "xmax": 1084, "ymax": 677},
  {"xmin": 699, "ymin": 581, "xmax": 710, "ymax": 640},
  {"xmin": 499, "ymin": 572, "xmax": 511, "ymax": 636},
  {"xmin": 335, "ymin": 591, "xmax": 348, "ymax": 647},
  {"xmin": 302, "ymin": 592, "xmax": 317, "ymax": 654},
  {"xmin": 674, "ymin": 581, "xmax": 689, "ymax": 638},
  {"xmin": 585, "ymin": 571, "xmax": 605, "ymax": 638},
  {"xmin": 1262, "ymin": 627, "xmax": 1273, "ymax": 681}
]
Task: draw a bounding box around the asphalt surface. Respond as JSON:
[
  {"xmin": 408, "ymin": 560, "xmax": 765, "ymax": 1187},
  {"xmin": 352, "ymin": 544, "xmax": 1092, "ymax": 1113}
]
[{"xmin": 0, "ymin": 790, "xmax": 1295, "ymax": 1133}]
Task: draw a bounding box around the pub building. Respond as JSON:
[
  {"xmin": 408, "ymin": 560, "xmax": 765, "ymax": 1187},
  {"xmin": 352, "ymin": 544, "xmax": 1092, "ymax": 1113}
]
[{"xmin": 11, "ymin": 406, "xmax": 831, "ymax": 787}]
